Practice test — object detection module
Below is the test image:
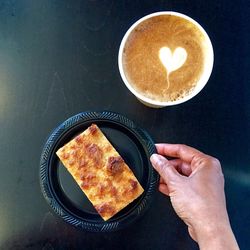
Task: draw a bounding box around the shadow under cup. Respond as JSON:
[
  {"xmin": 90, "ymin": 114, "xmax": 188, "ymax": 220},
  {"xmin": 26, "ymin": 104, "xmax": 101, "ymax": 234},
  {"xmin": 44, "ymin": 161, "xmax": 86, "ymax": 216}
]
[{"xmin": 118, "ymin": 11, "xmax": 214, "ymax": 108}]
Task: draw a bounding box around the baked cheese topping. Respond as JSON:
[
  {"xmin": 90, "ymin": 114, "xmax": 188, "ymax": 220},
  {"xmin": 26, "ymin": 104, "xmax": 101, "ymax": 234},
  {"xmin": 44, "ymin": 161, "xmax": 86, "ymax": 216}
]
[{"xmin": 56, "ymin": 124, "xmax": 144, "ymax": 221}]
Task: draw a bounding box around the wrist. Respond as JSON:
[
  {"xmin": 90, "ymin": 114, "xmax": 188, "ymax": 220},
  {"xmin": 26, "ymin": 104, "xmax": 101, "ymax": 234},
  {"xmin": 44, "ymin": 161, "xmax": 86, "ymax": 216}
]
[{"xmin": 195, "ymin": 220, "xmax": 239, "ymax": 250}]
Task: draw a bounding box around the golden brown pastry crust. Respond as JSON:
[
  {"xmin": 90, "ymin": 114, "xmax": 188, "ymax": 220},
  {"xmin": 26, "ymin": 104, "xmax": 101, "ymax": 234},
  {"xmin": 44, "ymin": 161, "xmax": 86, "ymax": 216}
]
[{"xmin": 56, "ymin": 124, "xmax": 144, "ymax": 221}]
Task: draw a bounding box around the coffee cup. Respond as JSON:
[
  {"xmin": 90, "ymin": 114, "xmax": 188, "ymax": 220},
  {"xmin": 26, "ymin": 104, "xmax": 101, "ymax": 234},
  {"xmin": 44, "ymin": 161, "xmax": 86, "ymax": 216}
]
[{"xmin": 118, "ymin": 11, "xmax": 214, "ymax": 108}]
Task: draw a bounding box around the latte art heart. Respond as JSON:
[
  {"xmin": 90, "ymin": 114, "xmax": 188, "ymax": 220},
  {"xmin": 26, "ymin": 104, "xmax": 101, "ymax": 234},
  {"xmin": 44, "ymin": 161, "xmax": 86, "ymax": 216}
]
[{"xmin": 159, "ymin": 47, "xmax": 187, "ymax": 88}]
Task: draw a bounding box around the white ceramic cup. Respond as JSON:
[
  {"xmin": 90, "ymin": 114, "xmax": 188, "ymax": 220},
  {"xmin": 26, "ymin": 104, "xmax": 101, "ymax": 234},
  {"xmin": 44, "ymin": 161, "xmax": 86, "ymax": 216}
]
[{"xmin": 118, "ymin": 11, "xmax": 214, "ymax": 108}]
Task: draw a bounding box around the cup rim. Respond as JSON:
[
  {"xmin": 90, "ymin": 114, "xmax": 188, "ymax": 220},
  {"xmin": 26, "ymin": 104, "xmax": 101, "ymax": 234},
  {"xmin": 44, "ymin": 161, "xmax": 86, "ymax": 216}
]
[{"xmin": 118, "ymin": 11, "xmax": 214, "ymax": 107}]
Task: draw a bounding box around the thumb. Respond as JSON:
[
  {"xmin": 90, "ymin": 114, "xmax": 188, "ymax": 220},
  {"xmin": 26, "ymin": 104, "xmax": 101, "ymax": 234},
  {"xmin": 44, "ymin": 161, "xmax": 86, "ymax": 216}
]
[{"xmin": 150, "ymin": 154, "xmax": 182, "ymax": 185}]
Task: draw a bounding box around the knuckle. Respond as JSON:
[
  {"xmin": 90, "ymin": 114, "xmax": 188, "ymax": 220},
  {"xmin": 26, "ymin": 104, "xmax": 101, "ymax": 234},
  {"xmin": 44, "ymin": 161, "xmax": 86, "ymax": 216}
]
[
  {"xmin": 213, "ymin": 157, "xmax": 221, "ymax": 167},
  {"xmin": 192, "ymin": 153, "xmax": 206, "ymax": 165},
  {"xmin": 193, "ymin": 154, "xmax": 222, "ymax": 171},
  {"xmin": 208, "ymin": 156, "xmax": 221, "ymax": 167},
  {"xmin": 205, "ymin": 156, "xmax": 222, "ymax": 172}
]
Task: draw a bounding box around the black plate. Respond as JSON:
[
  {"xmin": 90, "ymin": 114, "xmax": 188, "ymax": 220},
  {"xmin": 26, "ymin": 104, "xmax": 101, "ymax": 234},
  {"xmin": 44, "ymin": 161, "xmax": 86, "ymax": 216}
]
[{"xmin": 40, "ymin": 111, "xmax": 159, "ymax": 232}]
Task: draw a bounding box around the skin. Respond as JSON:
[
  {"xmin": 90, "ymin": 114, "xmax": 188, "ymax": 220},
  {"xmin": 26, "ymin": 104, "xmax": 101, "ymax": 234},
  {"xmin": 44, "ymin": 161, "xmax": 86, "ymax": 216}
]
[{"xmin": 150, "ymin": 143, "xmax": 239, "ymax": 250}]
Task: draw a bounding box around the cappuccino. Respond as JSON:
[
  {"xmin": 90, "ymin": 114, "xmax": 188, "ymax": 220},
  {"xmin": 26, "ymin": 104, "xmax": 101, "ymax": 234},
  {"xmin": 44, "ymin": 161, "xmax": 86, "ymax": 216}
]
[{"xmin": 119, "ymin": 12, "xmax": 213, "ymax": 106}]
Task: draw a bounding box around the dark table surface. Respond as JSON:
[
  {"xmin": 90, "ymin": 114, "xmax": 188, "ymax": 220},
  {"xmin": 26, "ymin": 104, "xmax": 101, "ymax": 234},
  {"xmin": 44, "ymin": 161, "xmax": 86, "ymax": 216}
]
[{"xmin": 0, "ymin": 0, "xmax": 249, "ymax": 249}]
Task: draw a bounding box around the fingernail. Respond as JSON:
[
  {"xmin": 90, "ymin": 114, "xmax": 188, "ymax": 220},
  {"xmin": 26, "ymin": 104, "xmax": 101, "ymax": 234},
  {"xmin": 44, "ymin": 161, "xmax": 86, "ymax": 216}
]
[
  {"xmin": 150, "ymin": 154, "xmax": 159, "ymax": 163},
  {"xmin": 150, "ymin": 154, "xmax": 162, "ymax": 170},
  {"xmin": 151, "ymin": 154, "xmax": 170, "ymax": 169}
]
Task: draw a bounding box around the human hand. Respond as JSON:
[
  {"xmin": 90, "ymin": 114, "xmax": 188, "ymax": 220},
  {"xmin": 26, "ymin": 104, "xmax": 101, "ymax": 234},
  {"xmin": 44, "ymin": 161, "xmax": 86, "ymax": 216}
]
[{"xmin": 150, "ymin": 144, "xmax": 239, "ymax": 250}]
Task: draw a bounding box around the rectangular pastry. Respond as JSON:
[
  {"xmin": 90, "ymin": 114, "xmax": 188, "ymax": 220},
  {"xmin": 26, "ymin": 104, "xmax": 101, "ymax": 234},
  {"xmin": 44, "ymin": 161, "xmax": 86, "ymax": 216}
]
[{"xmin": 56, "ymin": 124, "xmax": 144, "ymax": 221}]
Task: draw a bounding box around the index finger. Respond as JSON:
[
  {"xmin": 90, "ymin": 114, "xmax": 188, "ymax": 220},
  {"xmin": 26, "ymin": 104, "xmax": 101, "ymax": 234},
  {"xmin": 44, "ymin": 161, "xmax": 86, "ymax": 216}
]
[{"xmin": 156, "ymin": 143, "xmax": 204, "ymax": 163}]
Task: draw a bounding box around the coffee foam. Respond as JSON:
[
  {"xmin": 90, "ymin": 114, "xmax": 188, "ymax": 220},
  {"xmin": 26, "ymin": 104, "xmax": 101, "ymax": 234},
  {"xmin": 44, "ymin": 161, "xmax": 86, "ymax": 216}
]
[{"xmin": 122, "ymin": 15, "xmax": 208, "ymax": 102}]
